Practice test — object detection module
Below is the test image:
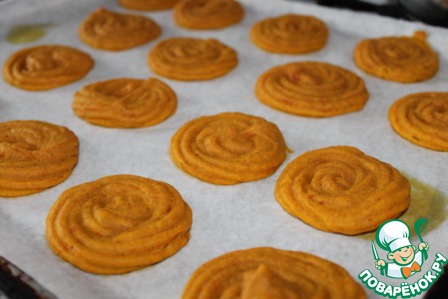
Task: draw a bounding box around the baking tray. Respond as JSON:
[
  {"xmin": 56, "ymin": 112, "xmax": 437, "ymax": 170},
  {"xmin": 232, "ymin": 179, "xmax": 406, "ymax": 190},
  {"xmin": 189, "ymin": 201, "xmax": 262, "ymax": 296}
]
[{"xmin": 0, "ymin": 0, "xmax": 447, "ymax": 298}]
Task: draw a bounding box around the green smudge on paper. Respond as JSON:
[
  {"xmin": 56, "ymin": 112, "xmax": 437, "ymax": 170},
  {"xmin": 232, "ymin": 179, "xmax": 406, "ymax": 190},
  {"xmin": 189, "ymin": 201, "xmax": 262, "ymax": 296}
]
[
  {"xmin": 7, "ymin": 24, "xmax": 51, "ymax": 44},
  {"xmin": 358, "ymin": 174, "xmax": 447, "ymax": 240}
]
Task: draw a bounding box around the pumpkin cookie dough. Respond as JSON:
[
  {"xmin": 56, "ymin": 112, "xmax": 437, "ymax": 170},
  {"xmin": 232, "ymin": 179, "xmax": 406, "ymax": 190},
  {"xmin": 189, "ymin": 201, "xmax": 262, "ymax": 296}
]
[
  {"xmin": 3, "ymin": 45, "xmax": 93, "ymax": 91},
  {"xmin": 118, "ymin": 0, "xmax": 178, "ymax": 11},
  {"xmin": 46, "ymin": 175, "xmax": 192, "ymax": 274},
  {"xmin": 170, "ymin": 112, "xmax": 287, "ymax": 185},
  {"xmin": 182, "ymin": 247, "xmax": 366, "ymax": 299},
  {"xmin": 275, "ymin": 146, "xmax": 411, "ymax": 235},
  {"xmin": 72, "ymin": 77, "xmax": 177, "ymax": 128},
  {"xmin": 0, "ymin": 120, "xmax": 79, "ymax": 197},
  {"xmin": 173, "ymin": 0, "xmax": 244, "ymax": 30},
  {"xmin": 79, "ymin": 8, "xmax": 161, "ymax": 51},
  {"xmin": 255, "ymin": 61, "xmax": 368, "ymax": 117},
  {"xmin": 250, "ymin": 14, "xmax": 328, "ymax": 54},
  {"xmin": 354, "ymin": 31, "xmax": 438, "ymax": 83},
  {"xmin": 389, "ymin": 92, "xmax": 448, "ymax": 151},
  {"xmin": 148, "ymin": 37, "xmax": 238, "ymax": 81}
]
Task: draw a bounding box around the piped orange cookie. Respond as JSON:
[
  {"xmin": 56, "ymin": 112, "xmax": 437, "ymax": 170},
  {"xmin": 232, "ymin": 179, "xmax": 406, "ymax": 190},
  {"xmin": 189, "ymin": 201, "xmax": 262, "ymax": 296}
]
[
  {"xmin": 79, "ymin": 8, "xmax": 161, "ymax": 51},
  {"xmin": 354, "ymin": 31, "xmax": 438, "ymax": 83},
  {"xmin": 148, "ymin": 37, "xmax": 238, "ymax": 81},
  {"xmin": 118, "ymin": 0, "xmax": 179, "ymax": 11},
  {"xmin": 182, "ymin": 247, "xmax": 366, "ymax": 299},
  {"xmin": 170, "ymin": 112, "xmax": 287, "ymax": 185},
  {"xmin": 3, "ymin": 45, "xmax": 93, "ymax": 91},
  {"xmin": 46, "ymin": 175, "xmax": 192, "ymax": 274},
  {"xmin": 173, "ymin": 0, "xmax": 244, "ymax": 30},
  {"xmin": 275, "ymin": 146, "xmax": 410, "ymax": 235},
  {"xmin": 72, "ymin": 78, "xmax": 177, "ymax": 128},
  {"xmin": 389, "ymin": 92, "xmax": 448, "ymax": 151},
  {"xmin": 0, "ymin": 120, "xmax": 79, "ymax": 197},
  {"xmin": 255, "ymin": 61, "xmax": 368, "ymax": 117},
  {"xmin": 250, "ymin": 14, "xmax": 328, "ymax": 54}
]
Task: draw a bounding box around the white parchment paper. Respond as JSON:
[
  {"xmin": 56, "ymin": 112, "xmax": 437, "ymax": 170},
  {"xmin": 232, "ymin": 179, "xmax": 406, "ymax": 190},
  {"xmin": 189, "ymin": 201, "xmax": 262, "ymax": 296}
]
[{"xmin": 0, "ymin": 0, "xmax": 447, "ymax": 298}]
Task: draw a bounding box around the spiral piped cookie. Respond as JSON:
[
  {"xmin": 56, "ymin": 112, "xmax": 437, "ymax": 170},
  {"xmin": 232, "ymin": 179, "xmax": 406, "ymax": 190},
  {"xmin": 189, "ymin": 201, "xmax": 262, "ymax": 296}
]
[
  {"xmin": 0, "ymin": 120, "xmax": 79, "ymax": 197},
  {"xmin": 354, "ymin": 31, "xmax": 438, "ymax": 83},
  {"xmin": 255, "ymin": 62, "xmax": 369, "ymax": 117},
  {"xmin": 79, "ymin": 8, "xmax": 161, "ymax": 51},
  {"xmin": 182, "ymin": 247, "xmax": 366, "ymax": 299},
  {"xmin": 3, "ymin": 45, "xmax": 93, "ymax": 91},
  {"xmin": 148, "ymin": 37, "xmax": 238, "ymax": 81},
  {"xmin": 250, "ymin": 14, "xmax": 328, "ymax": 54},
  {"xmin": 72, "ymin": 78, "xmax": 177, "ymax": 128},
  {"xmin": 46, "ymin": 175, "xmax": 192, "ymax": 274},
  {"xmin": 275, "ymin": 146, "xmax": 410, "ymax": 235},
  {"xmin": 118, "ymin": 0, "xmax": 179, "ymax": 11},
  {"xmin": 170, "ymin": 112, "xmax": 287, "ymax": 185},
  {"xmin": 173, "ymin": 0, "xmax": 244, "ymax": 30},
  {"xmin": 389, "ymin": 92, "xmax": 448, "ymax": 151}
]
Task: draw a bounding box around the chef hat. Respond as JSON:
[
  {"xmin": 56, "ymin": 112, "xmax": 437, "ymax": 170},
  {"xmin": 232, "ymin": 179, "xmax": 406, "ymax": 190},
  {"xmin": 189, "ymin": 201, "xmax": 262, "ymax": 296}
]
[{"xmin": 376, "ymin": 220, "xmax": 412, "ymax": 252}]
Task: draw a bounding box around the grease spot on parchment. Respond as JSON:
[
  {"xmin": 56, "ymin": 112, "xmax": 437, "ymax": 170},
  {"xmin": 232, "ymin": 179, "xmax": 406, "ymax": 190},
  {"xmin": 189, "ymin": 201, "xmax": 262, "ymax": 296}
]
[
  {"xmin": 358, "ymin": 174, "xmax": 447, "ymax": 240},
  {"xmin": 7, "ymin": 24, "xmax": 52, "ymax": 44}
]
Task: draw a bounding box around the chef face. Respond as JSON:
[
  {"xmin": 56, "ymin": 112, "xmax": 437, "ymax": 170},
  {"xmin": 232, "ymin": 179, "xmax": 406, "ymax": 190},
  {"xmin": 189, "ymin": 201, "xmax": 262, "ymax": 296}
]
[{"xmin": 387, "ymin": 245, "xmax": 416, "ymax": 265}]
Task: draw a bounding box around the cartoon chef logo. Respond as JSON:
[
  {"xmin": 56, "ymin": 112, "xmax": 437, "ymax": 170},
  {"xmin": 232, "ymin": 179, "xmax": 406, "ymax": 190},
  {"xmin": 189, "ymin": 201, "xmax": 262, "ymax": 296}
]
[{"xmin": 372, "ymin": 219, "xmax": 430, "ymax": 279}]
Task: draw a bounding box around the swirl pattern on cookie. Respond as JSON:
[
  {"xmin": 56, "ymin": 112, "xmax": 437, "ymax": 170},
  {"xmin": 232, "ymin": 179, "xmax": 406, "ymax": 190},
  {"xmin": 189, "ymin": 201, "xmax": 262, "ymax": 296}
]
[
  {"xmin": 0, "ymin": 120, "xmax": 79, "ymax": 197},
  {"xmin": 3, "ymin": 45, "xmax": 93, "ymax": 91},
  {"xmin": 389, "ymin": 92, "xmax": 448, "ymax": 151},
  {"xmin": 118, "ymin": 0, "xmax": 178, "ymax": 11},
  {"xmin": 354, "ymin": 31, "xmax": 438, "ymax": 83},
  {"xmin": 255, "ymin": 62, "xmax": 368, "ymax": 117},
  {"xmin": 250, "ymin": 14, "xmax": 328, "ymax": 54},
  {"xmin": 72, "ymin": 78, "xmax": 177, "ymax": 128},
  {"xmin": 148, "ymin": 37, "xmax": 238, "ymax": 81},
  {"xmin": 79, "ymin": 8, "xmax": 161, "ymax": 51},
  {"xmin": 46, "ymin": 175, "xmax": 192, "ymax": 274},
  {"xmin": 173, "ymin": 0, "xmax": 244, "ymax": 30},
  {"xmin": 182, "ymin": 247, "xmax": 366, "ymax": 299},
  {"xmin": 275, "ymin": 146, "xmax": 410, "ymax": 235},
  {"xmin": 170, "ymin": 112, "xmax": 287, "ymax": 185}
]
